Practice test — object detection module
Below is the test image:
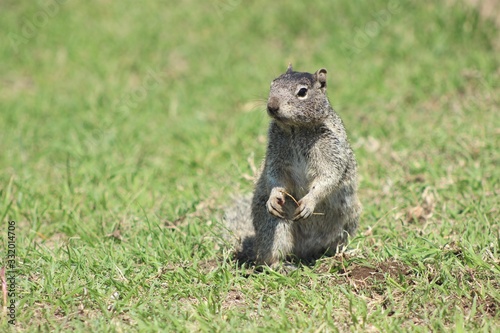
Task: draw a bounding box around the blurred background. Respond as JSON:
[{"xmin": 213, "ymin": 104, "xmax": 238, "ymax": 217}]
[
  {"xmin": 1, "ymin": 0, "xmax": 497, "ymax": 219},
  {"xmin": 0, "ymin": 0, "xmax": 498, "ymax": 329}
]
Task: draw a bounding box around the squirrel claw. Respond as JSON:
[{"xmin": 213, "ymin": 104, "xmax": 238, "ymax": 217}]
[
  {"xmin": 293, "ymin": 208, "xmax": 312, "ymax": 220},
  {"xmin": 267, "ymin": 188, "xmax": 286, "ymax": 218},
  {"xmin": 267, "ymin": 199, "xmax": 285, "ymax": 218},
  {"xmin": 271, "ymin": 210, "xmax": 285, "ymax": 219},
  {"xmin": 293, "ymin": 197, "xmax": 315, "ymax": 220}
]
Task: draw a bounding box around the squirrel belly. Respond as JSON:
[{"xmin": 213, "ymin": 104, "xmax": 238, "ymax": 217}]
[{"xmin": 223, "ymin": 65, "xmax": 361, "ymax": 266}]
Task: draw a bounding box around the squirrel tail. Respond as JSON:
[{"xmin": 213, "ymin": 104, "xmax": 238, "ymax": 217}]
[{"xmin": 223, "ymin": 193, "xmax": 256, "ymax": 262}]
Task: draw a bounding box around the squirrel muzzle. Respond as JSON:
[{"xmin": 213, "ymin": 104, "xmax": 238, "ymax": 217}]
[{"xmin": 267, "ymin": 96, "xmax": 280, "ymax": 117}]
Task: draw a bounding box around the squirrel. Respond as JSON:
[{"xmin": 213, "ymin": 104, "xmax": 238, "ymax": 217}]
[{"xmin": 224, "ymin": 64, "xmax": 361, "ymax": 266}]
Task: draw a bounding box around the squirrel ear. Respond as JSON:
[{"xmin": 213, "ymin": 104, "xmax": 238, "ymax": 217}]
[
  {"xmin": 315, "ymin": 68, "xmax": 327, "ymax": 90},
  {"xmin": 286, "ymin": 63, "xmax": 293, "ymax": 74}
]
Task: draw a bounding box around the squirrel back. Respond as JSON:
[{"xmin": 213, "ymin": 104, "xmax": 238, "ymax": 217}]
[{"xmin": 224, "ymin": 65, "xmax": 361, "ymax": 266}]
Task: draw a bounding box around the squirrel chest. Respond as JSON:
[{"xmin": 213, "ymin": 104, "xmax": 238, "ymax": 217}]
[{"xmin": 279, "ymin": 128, "xmax": 321, "ymax": 194}]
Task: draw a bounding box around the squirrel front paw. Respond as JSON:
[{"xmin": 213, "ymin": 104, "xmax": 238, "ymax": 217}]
[
  {"xmin": 293, "ymin": 194, "xmax": 316, "ymax": 220},
  {"xmin": 266, "ymin": 187, "xmax": 286, "ymax": 218}
]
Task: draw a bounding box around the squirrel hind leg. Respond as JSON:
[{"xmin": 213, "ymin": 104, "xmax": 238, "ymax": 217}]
[
  {"xmin": 254, "ymin": 219, "xmax": 294, "ymax": 266},
  {"xmin": 233, "ymin": 235, "xmax": 257, "ymax": 263}
]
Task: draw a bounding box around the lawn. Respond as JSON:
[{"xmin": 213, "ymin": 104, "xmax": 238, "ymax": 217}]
[{"xmin": 0, "ymin": 0, "xmax": 499, "ymax": 332}]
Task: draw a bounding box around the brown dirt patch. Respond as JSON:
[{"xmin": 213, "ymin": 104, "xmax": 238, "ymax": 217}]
[
  {"xmin": 483, "ymin": 296, "xmax": 498, "ymax": 316},
  {"xmin": 315, "ymin": 256, "xmax": 413, "ymax": 287},
  {"xmin": 347, "ymin": 260, "xmax": 411, "ymax": 282},
  {"xmin": 222, "ymin": 289, "xmax": 246, "ymax": 309}
]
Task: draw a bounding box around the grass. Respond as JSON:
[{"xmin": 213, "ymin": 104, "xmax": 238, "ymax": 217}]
[{"xmin": 0, "ymin": 0, "xmax": 499, "ymax": 331}]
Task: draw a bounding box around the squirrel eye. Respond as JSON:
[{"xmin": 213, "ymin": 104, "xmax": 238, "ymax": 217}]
[{"xmin": 297, "ymin": 87, "xmax": 308, "ymax": 98}]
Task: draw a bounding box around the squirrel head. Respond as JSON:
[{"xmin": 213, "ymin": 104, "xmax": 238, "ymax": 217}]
[{"xmin": 267, "ymin": 65, "xmax": 330, "ymax": 126}]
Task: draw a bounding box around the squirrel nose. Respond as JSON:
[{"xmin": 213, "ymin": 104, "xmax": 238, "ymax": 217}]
[{"xmin": 267, "ymin": 97, "xmax": 280, "ymax": 115}]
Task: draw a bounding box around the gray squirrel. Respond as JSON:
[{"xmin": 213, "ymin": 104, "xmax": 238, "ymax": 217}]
[{"xmin": 224, "ymin": 64, "xmax": 361, "ymax": 266}]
